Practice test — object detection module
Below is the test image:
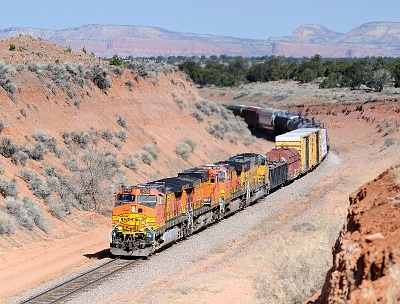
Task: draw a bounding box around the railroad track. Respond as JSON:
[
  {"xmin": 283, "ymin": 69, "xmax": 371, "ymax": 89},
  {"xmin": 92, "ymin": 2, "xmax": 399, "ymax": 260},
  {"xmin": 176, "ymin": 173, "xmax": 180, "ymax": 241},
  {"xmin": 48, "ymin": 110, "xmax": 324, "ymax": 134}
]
[{"xmin": 21, "ymin": 257, "xmax": 138, "ymax": 304}]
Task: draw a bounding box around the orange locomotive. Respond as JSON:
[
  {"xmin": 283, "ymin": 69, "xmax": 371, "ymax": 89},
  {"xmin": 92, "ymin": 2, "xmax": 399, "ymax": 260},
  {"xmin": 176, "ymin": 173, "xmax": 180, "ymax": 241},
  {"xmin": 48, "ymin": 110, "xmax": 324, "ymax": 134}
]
[{"xmin": 110, "ymin": 153, "xmax": 269, "ymax": 257}]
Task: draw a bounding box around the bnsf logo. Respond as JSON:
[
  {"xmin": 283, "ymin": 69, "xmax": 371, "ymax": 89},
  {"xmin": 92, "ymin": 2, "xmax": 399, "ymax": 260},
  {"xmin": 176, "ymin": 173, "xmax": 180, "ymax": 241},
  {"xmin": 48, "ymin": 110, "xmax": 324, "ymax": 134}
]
[{"xmin": 140, "ymin": 189, "xmax": 150, "ymax": 194}]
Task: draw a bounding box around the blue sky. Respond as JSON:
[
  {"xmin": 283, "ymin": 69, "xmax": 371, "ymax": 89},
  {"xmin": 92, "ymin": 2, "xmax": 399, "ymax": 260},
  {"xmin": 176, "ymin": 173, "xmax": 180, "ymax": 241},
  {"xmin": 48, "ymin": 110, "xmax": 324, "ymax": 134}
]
[{"xmin": 2, "ymin": 0, "xmax": 400, "ymax": 40}]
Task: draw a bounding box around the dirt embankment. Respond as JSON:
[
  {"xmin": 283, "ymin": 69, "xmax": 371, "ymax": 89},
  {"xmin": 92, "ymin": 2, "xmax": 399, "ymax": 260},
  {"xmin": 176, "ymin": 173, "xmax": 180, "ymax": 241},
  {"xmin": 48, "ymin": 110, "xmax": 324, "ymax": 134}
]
[{"xmin": 309, "ymin": 166, "xmax": 400, "ymax": 303}]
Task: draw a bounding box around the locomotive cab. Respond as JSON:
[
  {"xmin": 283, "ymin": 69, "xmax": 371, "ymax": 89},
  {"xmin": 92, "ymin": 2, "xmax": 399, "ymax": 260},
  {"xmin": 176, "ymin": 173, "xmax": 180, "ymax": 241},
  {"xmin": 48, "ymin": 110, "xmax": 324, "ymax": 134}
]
[{"xmin": 110, "ymin": 186, "xmax": 166, "ymax": 256}]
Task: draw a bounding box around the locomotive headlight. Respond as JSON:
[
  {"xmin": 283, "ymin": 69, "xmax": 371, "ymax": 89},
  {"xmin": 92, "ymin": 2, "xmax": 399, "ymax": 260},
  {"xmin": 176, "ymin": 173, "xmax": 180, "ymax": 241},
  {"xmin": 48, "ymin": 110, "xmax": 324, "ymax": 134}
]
[
  {"xmin": 131, "ymin": 206, "xmax": 135, "ymax": 213},
  {"xmin": 140, "ymin": 228, "xmax": 144, "ymax": 232},
  {"xmin": 118, "ymin": 226, "xmax": 122, "ymax": 231}
]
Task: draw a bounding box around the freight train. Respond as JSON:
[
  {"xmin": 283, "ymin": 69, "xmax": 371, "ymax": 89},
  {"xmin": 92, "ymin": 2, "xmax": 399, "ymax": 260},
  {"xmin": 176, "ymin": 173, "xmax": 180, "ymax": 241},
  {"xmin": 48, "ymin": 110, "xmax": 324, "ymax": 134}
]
[{"xmin": 109, "ymin": 107, "xmax": 329, "ymax": 257}]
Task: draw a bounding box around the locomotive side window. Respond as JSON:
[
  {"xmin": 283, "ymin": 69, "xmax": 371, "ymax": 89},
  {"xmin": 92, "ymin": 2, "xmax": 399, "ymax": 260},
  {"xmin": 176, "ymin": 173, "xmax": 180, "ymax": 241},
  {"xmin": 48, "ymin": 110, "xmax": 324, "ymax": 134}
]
[
  {"xmin": 138, "ymin": 195, "xmax": 157, "ymax": 208},
  {"xmin": 218, "ymin": 172, "xmax": 225, "ymax": 182},
  {"xmin": 210, "ymin": 176, "xmax": 215, "ymax": 183}
]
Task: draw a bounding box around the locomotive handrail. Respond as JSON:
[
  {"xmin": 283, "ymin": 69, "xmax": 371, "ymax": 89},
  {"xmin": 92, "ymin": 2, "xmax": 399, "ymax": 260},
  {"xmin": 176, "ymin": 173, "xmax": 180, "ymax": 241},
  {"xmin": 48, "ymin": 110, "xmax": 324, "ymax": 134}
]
[{"xmin": 109, "ymin": 217, "xmax": 121, "ymax": 242}]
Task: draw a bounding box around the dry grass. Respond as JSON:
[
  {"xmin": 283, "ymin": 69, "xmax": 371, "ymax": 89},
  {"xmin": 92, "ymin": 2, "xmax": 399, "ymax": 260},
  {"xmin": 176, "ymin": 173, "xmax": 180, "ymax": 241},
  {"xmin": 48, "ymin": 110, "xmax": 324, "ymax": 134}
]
[
  {"xmin": 390, "ymin": 165, "xmax": 400, "ymax": 185},
  {"xmin": 252, "ymin": 217, "xmax": 339, "ymax": 304}
]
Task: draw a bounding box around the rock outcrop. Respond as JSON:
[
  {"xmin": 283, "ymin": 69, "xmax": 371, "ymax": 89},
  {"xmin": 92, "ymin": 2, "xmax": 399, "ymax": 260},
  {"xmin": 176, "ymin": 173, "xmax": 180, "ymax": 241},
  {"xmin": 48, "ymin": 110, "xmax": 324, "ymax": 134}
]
[{"xmin": 310, "ymin": 166, "xmax": 400, "ymax": 303}]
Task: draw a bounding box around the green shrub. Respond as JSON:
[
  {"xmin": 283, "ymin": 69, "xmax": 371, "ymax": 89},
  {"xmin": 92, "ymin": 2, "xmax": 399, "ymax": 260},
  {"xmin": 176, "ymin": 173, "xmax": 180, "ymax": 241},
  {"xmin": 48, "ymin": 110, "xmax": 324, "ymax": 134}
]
[
  {"xmin": 110, "ymin": 54, "xmax": 123, "ymax": 66},
  {"xmin": 9, "ymin": 43, "xmax": 15, "ymax": 51}
]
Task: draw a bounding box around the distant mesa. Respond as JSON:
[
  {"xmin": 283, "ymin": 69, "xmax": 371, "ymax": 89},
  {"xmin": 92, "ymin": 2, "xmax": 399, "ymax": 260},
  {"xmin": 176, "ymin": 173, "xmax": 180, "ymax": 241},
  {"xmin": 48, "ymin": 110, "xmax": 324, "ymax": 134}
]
[{"xmin": 1, "ymin": 22, "xmax": 400, "ymax": 58}]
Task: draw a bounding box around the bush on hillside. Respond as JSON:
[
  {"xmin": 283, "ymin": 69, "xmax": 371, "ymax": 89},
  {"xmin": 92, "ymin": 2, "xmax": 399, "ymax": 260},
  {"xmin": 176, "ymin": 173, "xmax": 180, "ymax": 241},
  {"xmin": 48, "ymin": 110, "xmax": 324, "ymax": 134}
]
[
  {"xmin": 123, "ymin": 153, "xmax": 141, "ymax": 172},
  {"xmin": 90, "ymin": 65, "xmax": 112, "ymax": 91},
  {"xmin": 46, "ymin": 196, "xmax": 71, "ymax": 220},
  {"xmin": 77, "ymin": 148, "xmax": 120, "ymax": 212},
  {"xmin": 115, "ymin": 129, "xmax": 127, "ymax": 142},
  {"xmin": 19, "ymin": 169, "xmax": 51, "ymax": 199},
  {"xmin": 100, "ymin": 128, "xmax": 114, "ymax": 142},
  {"xmin": 22, "ymin": 196, "xmax": 50, "ymax": 233},
  {"xmin": 0, "ymin": 136, "xmax": 19, "ymax": 158},
  {"xmin": 27, "ymin": 141, "xmax": 47, "ymax": 161},
  {"xmin": 6, "ymin": 197, "xmax": 35, "ymax": 230},
  {"xmin": 175, "ymin": 138, "xmax": 196, "ymax": 160},
  {"xmin": 0, "ymin": 211, "xmax": 16, "ymax": 234},
  {"xmin": 71, "ymin": 130, "xmax": 91, "ymax": 149},
  {"xmin": 117, "ymin": 116, "xmax": 127, "ymax": 128},
  {"xmin": 11, "ymin": 150, "xmax": 29, "ymax": 166},
  {"xmin": 143, "ymin": 144, "xmax": 159, "ymax": 160},
  {"xmin": 0, "ymin": 176, "xmax": 19, "ymax": 198}
]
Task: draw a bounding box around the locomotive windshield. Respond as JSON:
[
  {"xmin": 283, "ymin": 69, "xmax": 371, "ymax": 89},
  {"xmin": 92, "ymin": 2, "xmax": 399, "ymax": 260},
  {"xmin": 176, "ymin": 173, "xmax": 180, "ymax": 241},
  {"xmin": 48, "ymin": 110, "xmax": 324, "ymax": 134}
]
[
  {"xmin": 138, "ymin": 195, "xmax": 157, "ymax": 209},
  {"xmin": 115, "ymin": 194, "xmax": 135, "ymax": 206}
]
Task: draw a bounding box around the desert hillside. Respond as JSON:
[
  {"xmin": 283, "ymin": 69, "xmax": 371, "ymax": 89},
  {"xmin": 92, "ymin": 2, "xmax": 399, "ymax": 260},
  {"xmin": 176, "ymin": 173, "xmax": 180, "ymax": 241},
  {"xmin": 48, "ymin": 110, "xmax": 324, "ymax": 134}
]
[
  {"xmin": 1, "ymin": 36, "xmax": 400, "ymax": 303},
  {"xmin": 0, "ymin": 36, "xmax": 262, "ymax": 301}
]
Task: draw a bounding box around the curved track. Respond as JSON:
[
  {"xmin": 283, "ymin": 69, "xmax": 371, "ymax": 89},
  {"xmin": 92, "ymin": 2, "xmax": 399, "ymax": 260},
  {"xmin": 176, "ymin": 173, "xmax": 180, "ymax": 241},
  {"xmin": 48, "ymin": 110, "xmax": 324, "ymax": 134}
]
[{"xmin": 21, "ymin": 258, "xmax": 139, "ymax": 304}]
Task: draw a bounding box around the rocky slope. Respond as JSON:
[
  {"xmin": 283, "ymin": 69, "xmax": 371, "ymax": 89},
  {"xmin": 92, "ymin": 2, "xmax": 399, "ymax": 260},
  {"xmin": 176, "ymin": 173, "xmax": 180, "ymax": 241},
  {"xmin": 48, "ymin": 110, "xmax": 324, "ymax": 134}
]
[
  {"xmin": 1, "ymin": 22, "xmax": 400, "ymax": 58},
  {"xmin": 309, "ymin": 166, "xmax": 400, "ymax": 303}
]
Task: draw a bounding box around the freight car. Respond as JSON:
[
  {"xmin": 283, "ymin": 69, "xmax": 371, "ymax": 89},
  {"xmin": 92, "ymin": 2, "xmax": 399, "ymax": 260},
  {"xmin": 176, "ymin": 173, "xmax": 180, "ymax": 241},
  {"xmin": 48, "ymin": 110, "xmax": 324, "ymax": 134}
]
[
  {"xmin": 110, "ymin": 124, "xmax": 329, "ymax": 257},
  {"xmin": 223, "ymin": 104, "xmax": 323, "ymax": 135}
]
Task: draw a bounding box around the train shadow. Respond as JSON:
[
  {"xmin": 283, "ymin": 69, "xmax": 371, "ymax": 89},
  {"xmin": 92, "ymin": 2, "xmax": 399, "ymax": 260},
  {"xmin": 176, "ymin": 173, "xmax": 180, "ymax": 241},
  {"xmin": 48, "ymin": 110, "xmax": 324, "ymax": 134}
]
[
  {"xmin": 84, "ymin": 248, "xmax": 112, "ymax": 260},
  {"xmin": 250, "ymin": 128, "xmax": 275, "ymax": 142}
]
